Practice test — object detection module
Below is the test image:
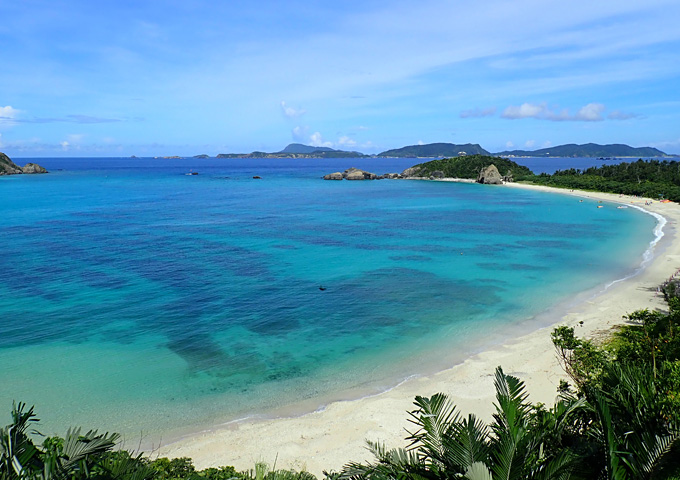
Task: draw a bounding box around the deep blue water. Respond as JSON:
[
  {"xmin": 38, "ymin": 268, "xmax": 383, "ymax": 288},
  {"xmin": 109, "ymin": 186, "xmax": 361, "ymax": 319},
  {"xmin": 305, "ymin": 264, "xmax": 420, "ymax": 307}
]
[{"xmin": 0, "ymin": 157, "xmax": 657, "ymax": 441}]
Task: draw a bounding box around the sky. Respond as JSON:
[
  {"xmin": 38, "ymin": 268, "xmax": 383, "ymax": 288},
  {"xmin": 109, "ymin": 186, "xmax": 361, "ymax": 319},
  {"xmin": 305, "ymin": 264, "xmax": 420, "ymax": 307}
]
[{"xmin": 1, "ymin": 0, "xmax": 679, "ymax": 157}]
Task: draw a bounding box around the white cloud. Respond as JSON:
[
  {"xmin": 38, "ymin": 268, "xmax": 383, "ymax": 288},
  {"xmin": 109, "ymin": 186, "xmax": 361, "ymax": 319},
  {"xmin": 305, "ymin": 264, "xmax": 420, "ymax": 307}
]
[
  {"xmin": 542, "ymin": 140, "xmax": 553, "ymax": 148},
  {"xmin": 460, "ymin": 107, "xmax": 497, "ymax": 118},
  {"xmin": 417, "ymin": 140, "xmax": 425, "ymax": 145},
  {"xmin": 0, "ymin": 133, "xmax": 3, "ymax": 148},
  {"xmin": 0, "ymin": 106, "xmax": 19, "ymax": 118},
  {"xmin": 505, "ymin": 141, "xmax": 514, "ymax": 149},
  {"xmin": 502, "ymin": 103, "xmax": 547, "ymax": 119},
  {"xmin": 0, "ymin": 106, "xmax": 19, "ymax": 126},
  {"xmin": 338, "ymin": 136, "xmax": 357, "ymax": 148},
  {"xmin": 525, "ymin": 140, "xmax": 536, "ymax": 148},
  {"xmin": 574, "ymin": 103, "xmax": 605, "ymax": 121},
  {"xmin": 502, "ymin": 102, "xmax": 606, "ymax": 121},
  {"xmin": 292, "ymin": 125, "xmax": 309, "ymax": 142},
  {"xmin": 608, "ymin": 110, "xmax": 640, "ymax": 120},
  {"xmin": 309, "ymin": 132, "xmax": 332, "ymax": 148},
  {"xmin": 60, "ymin": 141, "xmax": 70, "ymax": 150},
  {"xmin": 280, "ymin": 101, "xmax": 306, "ymax": 119}
]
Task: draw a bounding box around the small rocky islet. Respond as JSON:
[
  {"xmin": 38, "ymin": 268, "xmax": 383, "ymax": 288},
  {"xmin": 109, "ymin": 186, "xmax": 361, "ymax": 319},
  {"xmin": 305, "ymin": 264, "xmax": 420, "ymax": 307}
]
[
  {"xmin": 323, "ymin": 155, "xmax": 530, "ymax": 185},
  {"xmin": 0, "ymin": 152, "xmax": 48, "ymax": 176}
]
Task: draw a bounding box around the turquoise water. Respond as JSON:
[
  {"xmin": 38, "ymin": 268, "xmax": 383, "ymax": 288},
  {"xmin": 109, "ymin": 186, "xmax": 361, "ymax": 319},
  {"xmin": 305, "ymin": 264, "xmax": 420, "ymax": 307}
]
[{"xmin": 0, "ymin": 157, "xmax": 657, "ymax": 442}]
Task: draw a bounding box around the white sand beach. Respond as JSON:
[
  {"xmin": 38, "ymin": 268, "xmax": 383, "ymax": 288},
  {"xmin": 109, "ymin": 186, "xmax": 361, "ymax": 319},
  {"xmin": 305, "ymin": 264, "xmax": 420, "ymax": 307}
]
[{"xmin": 156, "ymin": 184, "xmax": 680, "ymax": 477}]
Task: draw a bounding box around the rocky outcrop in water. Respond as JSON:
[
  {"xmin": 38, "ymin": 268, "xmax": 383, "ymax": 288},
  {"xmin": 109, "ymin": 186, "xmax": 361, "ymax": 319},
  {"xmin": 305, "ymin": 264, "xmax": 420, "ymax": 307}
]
[
  {"xmin": 22, "ymin": 163, "xmax": 48, "ymax": 174},
  {"xmin": 323, "ymin": 167, "xmax": 383, "ymax": 180},
  {"xmin": 0, "ymin": 152, "xmax": 48, "ymax": 176},
  {"xmin": 401, "ymin": 166, "xmax": 423, "ymax": 178},
  {"xmin": 344, "ymin": 167, "xmax": 377, "ymax": 180},
  {"xmin": 476, "ymin": 164, "xmax": 503, "ymax": 184}
]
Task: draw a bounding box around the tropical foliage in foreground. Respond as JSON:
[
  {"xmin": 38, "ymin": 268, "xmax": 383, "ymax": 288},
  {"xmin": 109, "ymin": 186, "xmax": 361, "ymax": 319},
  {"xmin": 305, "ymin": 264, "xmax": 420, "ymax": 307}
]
[
  {"xmin": 0, "ymin": 405, "xmax": 310, "ymax": 480},
  {"xmin": 4, "ymin": 280, "xmax": 680, "ymax": 480},
  {"xmin": 340, "ymin": 279, "xmax": 680, "ymax": 480},
  {"xmin": 341, "ymin": 367, "xmax": 583, "ymax": 480}
]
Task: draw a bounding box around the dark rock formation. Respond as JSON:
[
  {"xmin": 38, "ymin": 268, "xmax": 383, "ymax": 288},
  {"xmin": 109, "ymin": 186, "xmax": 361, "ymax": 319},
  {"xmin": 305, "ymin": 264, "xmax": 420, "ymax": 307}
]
[
  {"xmin": 1, "ymin": 152, "xmax": 48, "ymax": 175},
  {"xmin": 22, "ymin": 163, "xmax": 48, "ymax": 174},
  {"xmin": 476, "ymin": 164, "xmax": 503, "ymax": 184},
  {"xmin": 0, "ymin": 152, "xmax": 24, "ymax": 175}
]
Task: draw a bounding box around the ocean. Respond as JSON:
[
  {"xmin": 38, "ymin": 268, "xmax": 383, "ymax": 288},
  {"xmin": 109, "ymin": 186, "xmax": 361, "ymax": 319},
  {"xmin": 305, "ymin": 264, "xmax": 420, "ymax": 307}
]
[{"xmin": 0, "ymin": 157, "xmax": 658, "ymax": 444}]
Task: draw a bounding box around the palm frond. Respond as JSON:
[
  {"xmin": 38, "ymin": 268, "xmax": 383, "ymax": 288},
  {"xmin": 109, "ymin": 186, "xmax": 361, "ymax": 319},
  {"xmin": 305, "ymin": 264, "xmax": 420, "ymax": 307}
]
[
  {"xmin": 0, "ymin": 402, "xmax": 42, "ymax": 479},
  {"xmin": 446, "ymin": 414, "xmax": 490, "ymax": 471},
  {"xmin": 55, "ymin": 427, "xmax": 118, "ymax": 478},
  {"xmin": 464, "ymin": 461, "xmax": 492, "ymax": 480}
]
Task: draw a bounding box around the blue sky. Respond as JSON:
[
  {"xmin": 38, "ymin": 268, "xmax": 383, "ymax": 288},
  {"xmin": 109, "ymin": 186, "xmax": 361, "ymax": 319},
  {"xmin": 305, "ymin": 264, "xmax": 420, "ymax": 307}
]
[{"xmin": 1, "ymin": 0, "xmax": 679, "ymax": 157}]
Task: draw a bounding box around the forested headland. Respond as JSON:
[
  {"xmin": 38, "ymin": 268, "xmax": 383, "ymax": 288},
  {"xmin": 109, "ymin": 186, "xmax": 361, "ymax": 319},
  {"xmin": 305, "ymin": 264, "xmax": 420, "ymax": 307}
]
[
  {"xmin": 528, "ymin": 159, "xmax": 680, "ymax": 202},
  {"xmin": 408, "ymin": 156, "xmax": 680, "ymax": 202}
]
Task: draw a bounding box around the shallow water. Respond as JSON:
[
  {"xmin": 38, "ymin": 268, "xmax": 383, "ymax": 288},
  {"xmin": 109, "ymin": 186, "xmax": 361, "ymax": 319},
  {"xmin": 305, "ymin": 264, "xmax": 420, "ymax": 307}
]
[{"xmin": 0, "ymin": 157, "xmax": 657, "ymax": 441}]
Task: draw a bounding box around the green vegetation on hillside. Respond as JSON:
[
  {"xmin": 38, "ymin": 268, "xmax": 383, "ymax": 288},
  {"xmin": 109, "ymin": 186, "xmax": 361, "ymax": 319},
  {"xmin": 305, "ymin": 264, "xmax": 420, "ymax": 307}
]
[
  {"xmin": 407, "ymin": 154, "xmax": 533, "ymax": 179},
  {"xmin": 0, "ymin": 152, "xmax": 24, "ymax": 175},
  {"xmin": 526, "ymin": 159, "xmax": 680, "ymax": 202},
  {"xmin": 378, "ymin": 143, "xmax": 491, "ymax": 158},
  {"xmin": 278, "ymin": 143, "xmax": 337, "ymax": 154},
  {"xmin": 216, "ymin": 144, "xmax": 367, "ymax": 158},
  {"xmin": 496, "ymin": 143, "xmax": 668, "ymax": 158}
]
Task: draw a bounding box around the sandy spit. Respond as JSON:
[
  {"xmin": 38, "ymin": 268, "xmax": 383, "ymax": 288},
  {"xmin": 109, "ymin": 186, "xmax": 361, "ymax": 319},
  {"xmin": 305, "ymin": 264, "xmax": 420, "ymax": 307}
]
[{"xmin": 155, "ymin": 184, "xmax": 680, "ymax": 477}]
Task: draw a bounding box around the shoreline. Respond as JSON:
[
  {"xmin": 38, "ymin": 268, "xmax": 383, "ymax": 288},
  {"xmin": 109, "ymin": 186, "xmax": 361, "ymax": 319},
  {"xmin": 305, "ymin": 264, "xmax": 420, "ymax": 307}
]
[{"xmin": 155, "ymin": 184, "xmax": 680, "ymax": 476}]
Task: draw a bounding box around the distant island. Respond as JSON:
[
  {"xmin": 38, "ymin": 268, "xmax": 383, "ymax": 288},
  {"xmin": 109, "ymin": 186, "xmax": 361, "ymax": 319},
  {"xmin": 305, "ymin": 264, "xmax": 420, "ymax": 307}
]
[
  {"xmin": 377, "ymin": 142, "xmax": 669, "ymax": 158},
  {"xmin": 216, "ymin": 143, "xmax": 369, "ymax": 159},
  {"xmin": 211, "ymin": 142, "xmax": 668, "ymax": 159},
  {"xmin": 376, "ymin": 143, "xmax": 491, "ymax": 157},
  {"xmin": 495, "ymin": 143, "xmax": 669, "ymax": 158}
]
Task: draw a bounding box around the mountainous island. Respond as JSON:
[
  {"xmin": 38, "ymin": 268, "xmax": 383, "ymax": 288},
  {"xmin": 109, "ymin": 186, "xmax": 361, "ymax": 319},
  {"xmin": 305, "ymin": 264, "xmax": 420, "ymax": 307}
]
[
  {"xmin": 203, "ymin": 142, "xmax": 672, "ymax": 159},
  {"xmin": 495, "ymin": 143, "xmax": 668, "ymax": 158},
  {"xmin": 376, "ymin": 142, "xmax": 491, "ymax": 157},
  {"xmin": 216, "ymin": 143, "xmax": 369, "ymax": 159}
]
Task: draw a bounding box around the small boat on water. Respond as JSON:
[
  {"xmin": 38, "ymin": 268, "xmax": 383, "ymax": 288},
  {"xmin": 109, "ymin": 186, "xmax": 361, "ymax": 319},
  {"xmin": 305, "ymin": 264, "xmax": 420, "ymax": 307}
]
[
  {"xmin": 617, "ymin": 206, "xmax": 628, "ymax": 209},
  {"xmin": 597, "ymin": 205, "xmax": 604, "ymax": 208},
  {"xmin": 185, "ymin": 171, "xmax": 198, "ymax": 175}
]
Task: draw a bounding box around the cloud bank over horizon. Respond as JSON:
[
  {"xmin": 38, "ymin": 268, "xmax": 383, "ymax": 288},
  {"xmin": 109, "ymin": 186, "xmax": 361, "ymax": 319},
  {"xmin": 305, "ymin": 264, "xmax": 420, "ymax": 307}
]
[{"xmin": 1, "ymin": 0, "xmax": 679, "ymax": 156}]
